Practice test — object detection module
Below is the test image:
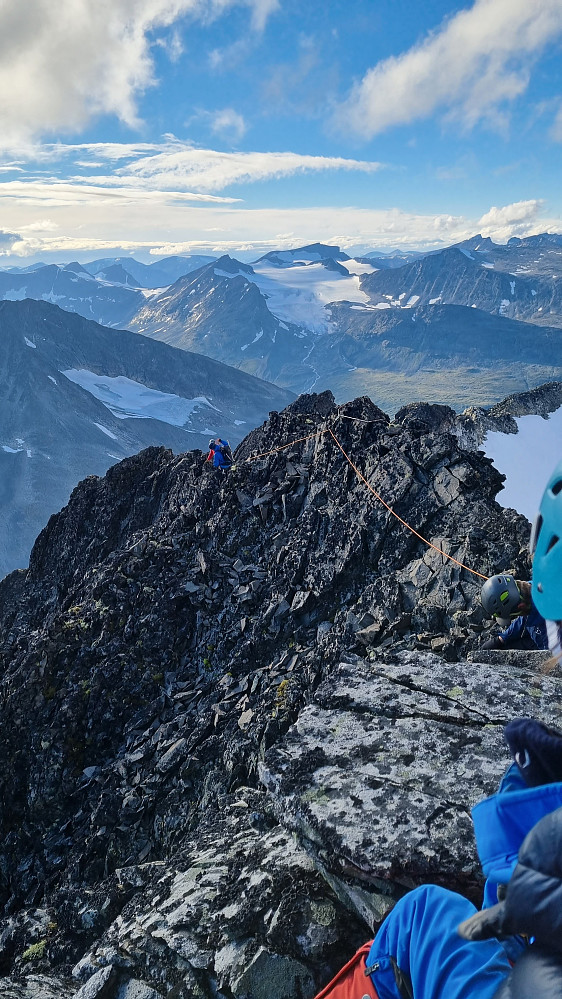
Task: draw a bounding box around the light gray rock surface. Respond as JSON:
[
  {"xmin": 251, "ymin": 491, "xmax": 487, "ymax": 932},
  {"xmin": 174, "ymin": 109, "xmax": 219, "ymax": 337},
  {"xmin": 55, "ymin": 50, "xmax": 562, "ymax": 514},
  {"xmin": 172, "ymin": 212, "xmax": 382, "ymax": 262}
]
[
  {"xmin": 73, "ymin": 792, "xmax": 367, "ymax": 999},
  {"xmin": 261, "ymin": 651, "xmax": 562, "ymax": 894},
  {"xmin": 53, "ymin": 650, "xmax": 562, "ymax": 999}
]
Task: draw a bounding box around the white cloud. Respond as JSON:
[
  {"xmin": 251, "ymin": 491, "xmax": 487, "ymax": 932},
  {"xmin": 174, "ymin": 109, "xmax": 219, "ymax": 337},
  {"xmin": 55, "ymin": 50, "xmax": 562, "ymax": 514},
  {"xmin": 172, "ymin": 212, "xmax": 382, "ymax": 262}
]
[
  {"xmin": 0, "ymin": 180, "xmax": 239, "ymax": 207},
  {"xmin": 335, "ymin": 0, "xmax": 562, "ymax": 137},
  {"xmin": 209, "ymin": 109, "xmax": 247, "ymax": 143},
  {"xmin": 196, "ymin": 109, "xmax": 248, "ymax": 144},
  {"xmin": 0, "ymin": 229, "xmax": 19, "ymax": 250},
  {"xmin": 112, "ymin": 145, "xmax": 383, "ymax": 192},
  {"xmin": 0, "ymin": 0, "xmax": 279, "ymax": 148},
  {"xmin": 477, "ymin": 199, "xmax": 546, "ymax": 241},
  {"xmin": 11, "ymin": 140, "xmax": 382, "ymax": 193},
  {"xmin": 1, "ymin": 186, "xmax": 559, "ymax": 262}
]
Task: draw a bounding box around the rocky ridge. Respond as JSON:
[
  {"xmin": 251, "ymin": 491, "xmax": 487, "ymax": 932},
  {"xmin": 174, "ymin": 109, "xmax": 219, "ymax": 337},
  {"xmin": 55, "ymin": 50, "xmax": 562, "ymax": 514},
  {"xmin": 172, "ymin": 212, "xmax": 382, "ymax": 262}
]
[
  {"xmin": 0, "ymin": 390, "xmax": 555, "ymax": 998},
  {"xmin": 453, "ymin": 379, "xmax": 562, "ymax": 449}
]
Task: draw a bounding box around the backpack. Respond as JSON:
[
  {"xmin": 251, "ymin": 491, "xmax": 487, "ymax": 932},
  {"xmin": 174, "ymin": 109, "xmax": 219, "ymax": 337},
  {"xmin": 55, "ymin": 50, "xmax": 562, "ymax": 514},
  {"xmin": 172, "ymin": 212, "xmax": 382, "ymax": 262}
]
[
  {"xmin": 215, "ymin": 441, "xmax": 233, "ymax": 465},
  {"xmin": 313, "ymin": 941, "xmax": 378, "ymax": 999}
]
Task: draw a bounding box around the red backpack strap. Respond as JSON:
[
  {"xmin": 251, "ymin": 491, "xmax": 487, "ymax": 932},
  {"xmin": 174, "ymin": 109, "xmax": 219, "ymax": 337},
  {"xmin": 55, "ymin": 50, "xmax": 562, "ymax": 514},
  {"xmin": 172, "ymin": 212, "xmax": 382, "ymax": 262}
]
[{"xmin": 313, "ymin": 941, "xmax": 377, "ymax": 999}]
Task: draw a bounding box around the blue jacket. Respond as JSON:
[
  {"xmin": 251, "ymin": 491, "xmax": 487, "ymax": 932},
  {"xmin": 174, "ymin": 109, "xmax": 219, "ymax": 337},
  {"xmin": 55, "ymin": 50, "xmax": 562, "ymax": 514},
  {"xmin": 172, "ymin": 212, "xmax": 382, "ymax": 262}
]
[
  {"xmin": 366, "ymin": 777, "xmax": 562, "ymax": 999},
  {"xmin": 489, "ymin": 804, "xmax": 562, "ymax": 998},
  {"xmin": 499, "ymin": 598, "xmax": 548, "ymax": 650},
  {"xmin": 212, "ymin": 440, "xmax": 232, "ymax": 469}
]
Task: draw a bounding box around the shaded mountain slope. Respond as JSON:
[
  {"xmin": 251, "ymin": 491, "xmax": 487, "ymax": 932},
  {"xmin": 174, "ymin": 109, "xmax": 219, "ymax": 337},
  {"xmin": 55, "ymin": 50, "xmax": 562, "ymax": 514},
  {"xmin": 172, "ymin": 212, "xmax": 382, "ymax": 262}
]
[
  {"xmin": 130, "ymin": 254, "xmax": 318, "ymax": 386},
  {"xmin": 0, "ymin": 264, "xmax": 144, "ymax": 327},
  {"xmin": 0, "ymin": 299, "xmax": 293, "ymax": 576},
  {"xmin": 83, "ymin": 254, "xmax": 217, "ymax": 288},
  {"xmin": 129, "ymin": 252, "xmax": 562, "ymax": 411},
  {"xmin": 329, "ymin": 301, "xmax": 562, "ymax": 368},
  {"xmin": 360, "ymin": 245, "xmax": 562, "ymax": 322}
]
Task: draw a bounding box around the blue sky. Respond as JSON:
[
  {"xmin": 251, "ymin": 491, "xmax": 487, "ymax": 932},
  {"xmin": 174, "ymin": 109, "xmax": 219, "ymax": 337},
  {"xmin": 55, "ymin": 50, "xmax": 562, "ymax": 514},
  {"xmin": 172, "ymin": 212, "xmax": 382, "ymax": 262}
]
[{"xmin": 1, "ymin": 0, "xmax": 561, "ymax": 264}]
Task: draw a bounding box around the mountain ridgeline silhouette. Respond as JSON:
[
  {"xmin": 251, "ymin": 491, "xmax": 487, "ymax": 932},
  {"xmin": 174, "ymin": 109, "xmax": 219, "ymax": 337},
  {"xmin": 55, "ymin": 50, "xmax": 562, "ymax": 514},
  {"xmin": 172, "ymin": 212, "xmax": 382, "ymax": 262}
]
[{"xmin": 0, "ymin": 389, "xmax": 554, "ymax": 997}]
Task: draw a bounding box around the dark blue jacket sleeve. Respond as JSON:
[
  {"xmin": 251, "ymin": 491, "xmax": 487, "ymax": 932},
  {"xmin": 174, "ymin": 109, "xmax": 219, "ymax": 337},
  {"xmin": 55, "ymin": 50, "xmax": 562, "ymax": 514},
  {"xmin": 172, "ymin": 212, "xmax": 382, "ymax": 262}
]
[
  {"xmin": 501, "ymin": 807, "xmax": 562, "ymax": 949},
  {"xmin": 492, "ymin": 807, "xmax": 562, "ymax": 998},
  {"xmin": 499, "ymin": 616, "xmax": 525, "ymax": 646}
]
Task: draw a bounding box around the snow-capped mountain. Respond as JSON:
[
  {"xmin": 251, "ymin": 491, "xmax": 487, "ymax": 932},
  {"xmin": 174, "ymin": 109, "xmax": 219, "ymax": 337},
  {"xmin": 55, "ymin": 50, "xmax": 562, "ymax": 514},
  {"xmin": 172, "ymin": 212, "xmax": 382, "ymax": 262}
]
[
  {"xmin": 0, "ymin": 298, "xmax": 293, "ymax": 577},
  {"xmin": 360, "ymin": 244, "xmax": 562, "ymax": 322},
  {"xmin": 131, "ymin": 254, "xmax": 320, "ymax": 386},
  {"xmin": 129, "ymin": 245, "xmax": 562, "ymax": 411},
  {"xmin": 360, "ymin": 248, "xmax": 424, "ymax": 269},
  {"xmin": 3, "ymin": 236, "xmax": 562, "ymax": 414},
  {"xmin": 255, "ymin": 242, "xmax": 352, "ymax": 266},
  {"xmin": 0, "ymin": 261, "xmax": 145, "ymax": 326},
  {"xmin": 0, "ymin": 255, "xmax": 218, "ymax": 327},
  {"xmin": 129, "ymin": 250, "xmax": 376, "ymax": 384}
]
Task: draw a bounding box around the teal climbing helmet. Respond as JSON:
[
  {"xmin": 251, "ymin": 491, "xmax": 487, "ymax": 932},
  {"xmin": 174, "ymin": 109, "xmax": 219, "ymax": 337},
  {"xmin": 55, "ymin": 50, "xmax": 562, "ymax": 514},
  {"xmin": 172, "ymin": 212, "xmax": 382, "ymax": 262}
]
[{"xmin": 531, "ymin": 459, "xmax": 562, "ymax": 622}]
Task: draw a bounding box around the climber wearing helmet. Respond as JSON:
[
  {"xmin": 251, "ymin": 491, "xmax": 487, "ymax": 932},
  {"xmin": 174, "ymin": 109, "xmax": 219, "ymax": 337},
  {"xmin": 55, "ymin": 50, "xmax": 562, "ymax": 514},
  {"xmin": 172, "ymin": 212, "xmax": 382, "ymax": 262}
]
[
  {"xmin": 457, "ymin": 457, "xmax": 562, "ymax": 997},
  {"xmin": 479, "ymin": 574, "xmax": 548, "ymax": 652},
  {"xmin": 205, "ymin": 437, "xmax": 234, "ymax": 473},
  {"xmin": 313, "ymin": 459, "xmax": 562, "ymax": 999}
]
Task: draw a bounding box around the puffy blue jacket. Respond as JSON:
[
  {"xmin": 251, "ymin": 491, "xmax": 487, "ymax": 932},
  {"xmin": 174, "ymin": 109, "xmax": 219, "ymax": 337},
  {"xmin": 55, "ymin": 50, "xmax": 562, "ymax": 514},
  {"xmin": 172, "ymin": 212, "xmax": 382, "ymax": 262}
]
[
  {"xmin": 366, "ymin": 778, "xmax": 562, "ymax": 999},
  {"xmin": 499, "ymin": 598, "xmax": 548, "ymax": 650}
]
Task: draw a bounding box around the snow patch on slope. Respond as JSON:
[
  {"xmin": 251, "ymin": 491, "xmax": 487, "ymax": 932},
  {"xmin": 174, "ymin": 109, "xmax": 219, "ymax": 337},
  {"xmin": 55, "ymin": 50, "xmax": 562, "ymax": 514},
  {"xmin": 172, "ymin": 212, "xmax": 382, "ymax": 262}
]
[
  {"xmin": 62, "ymin": 369, "xmax": 219, "ymax": 427},
  {"xmin": 250, "ymin": 260, "xmax": 369, "ymax": 333}
]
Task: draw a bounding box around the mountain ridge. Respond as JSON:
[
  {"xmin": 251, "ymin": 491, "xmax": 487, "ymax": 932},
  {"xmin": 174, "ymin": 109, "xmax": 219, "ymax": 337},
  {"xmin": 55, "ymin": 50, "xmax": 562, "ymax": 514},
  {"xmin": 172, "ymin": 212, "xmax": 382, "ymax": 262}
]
[{"xmin": 0, "ymin": 386, "xmax": 558, "ymax": 997}]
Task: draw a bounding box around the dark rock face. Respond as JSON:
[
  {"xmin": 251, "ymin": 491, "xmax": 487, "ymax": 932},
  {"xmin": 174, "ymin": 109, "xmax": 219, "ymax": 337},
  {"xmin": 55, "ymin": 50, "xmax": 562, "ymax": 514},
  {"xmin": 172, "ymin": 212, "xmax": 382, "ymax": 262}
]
[
  {"xmin": 0, "ymin": 393, "xmax": 548, "ymax": 996},
  {"xmin": 454, "ymin": 379, "xmax": 562, "ymax": 450}
]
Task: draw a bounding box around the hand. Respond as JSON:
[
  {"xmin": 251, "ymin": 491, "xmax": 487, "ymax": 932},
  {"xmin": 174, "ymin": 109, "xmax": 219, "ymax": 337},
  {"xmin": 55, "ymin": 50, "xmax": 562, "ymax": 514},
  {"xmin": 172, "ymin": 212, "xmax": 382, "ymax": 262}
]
[
  {"xmin": 481, "ymin": 637, "xmax": 503, "ymax": 650},
  {"xmin": 457, "ymin": 902, "xmax": 507, "ymax": 941}
]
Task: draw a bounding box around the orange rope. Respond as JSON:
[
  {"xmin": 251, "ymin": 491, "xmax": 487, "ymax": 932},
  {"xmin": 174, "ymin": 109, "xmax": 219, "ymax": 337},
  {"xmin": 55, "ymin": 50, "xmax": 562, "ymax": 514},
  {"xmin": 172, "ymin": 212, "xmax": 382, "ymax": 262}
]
[
  {"xmin": 245, "ymin": 429, "xmax": 328, "ymax": 462},
  {"xmin": 242, "ymin": 423, "xmax": 487, "ymax": 580},
  {"xmin": 327, "ymin": 428, "xmax": 488, "ymax": 580}
]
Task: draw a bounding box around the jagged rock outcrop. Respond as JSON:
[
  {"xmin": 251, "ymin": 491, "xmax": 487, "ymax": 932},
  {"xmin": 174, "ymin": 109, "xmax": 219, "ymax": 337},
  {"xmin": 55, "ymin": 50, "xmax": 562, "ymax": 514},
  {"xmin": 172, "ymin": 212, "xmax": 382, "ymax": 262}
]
[
  {"xmin": 0, "ymin": 391, "xmax": 551, "ymax": 996},
  {"xmin": 454, "ymin": 379, "xmax": 562, "ymax": 450}
]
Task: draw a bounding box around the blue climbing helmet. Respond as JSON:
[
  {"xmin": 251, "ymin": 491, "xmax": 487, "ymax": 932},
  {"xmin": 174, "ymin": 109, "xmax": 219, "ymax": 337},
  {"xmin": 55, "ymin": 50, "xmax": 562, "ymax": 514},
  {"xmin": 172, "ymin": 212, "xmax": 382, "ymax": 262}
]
[
  {"xmin": 531, "ymin": 459, "xmax": 562, "ymax": 622},
  {"xmin": 480, "ymin": 574, "xmax": 522, "ymax": 625}
]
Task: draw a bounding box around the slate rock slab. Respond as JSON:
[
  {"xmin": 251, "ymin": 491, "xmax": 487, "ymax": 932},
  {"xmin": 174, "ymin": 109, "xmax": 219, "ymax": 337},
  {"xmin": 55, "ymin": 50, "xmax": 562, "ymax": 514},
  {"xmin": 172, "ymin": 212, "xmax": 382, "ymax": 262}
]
[{"xmin": 260, "ymin": 651, "xmax": 562, "ymax": 892}]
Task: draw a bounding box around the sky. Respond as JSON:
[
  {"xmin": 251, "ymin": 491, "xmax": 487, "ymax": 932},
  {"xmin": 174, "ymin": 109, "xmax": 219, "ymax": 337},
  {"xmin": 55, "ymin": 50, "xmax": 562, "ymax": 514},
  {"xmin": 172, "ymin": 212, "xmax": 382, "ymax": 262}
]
[
  {"xmin": 484, "ymin": 407, "xmax": 562, "ymax": 520},
  {"xmin": 1, "ymin": 0, "xmax": 562, "ymax": 265}
]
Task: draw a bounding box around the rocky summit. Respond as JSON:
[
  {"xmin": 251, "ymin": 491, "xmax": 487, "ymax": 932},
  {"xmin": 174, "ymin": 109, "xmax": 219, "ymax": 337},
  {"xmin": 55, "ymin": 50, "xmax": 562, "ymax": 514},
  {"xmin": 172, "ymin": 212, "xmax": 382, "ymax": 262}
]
[{"xmin": 0, "ymin": 391, "xmax": 555, "ymax": 998}]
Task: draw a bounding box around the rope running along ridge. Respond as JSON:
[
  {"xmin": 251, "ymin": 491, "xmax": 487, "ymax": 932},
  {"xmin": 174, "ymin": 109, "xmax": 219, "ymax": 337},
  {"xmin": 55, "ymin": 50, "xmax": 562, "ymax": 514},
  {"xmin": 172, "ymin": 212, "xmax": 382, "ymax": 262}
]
[{"xmin": 244, "ymin": 423, "xmax": 488, "ymax": 581}]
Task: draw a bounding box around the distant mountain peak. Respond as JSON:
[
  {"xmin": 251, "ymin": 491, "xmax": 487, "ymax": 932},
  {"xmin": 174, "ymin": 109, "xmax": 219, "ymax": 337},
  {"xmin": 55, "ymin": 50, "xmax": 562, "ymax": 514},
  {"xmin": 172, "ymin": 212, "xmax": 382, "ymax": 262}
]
[
  {"xmin": 212, "ymin": 255, "xmax": 255, "ymax": 275},
  {"xmin": 256, "ymin": 243, "xmax": 350, "ymax": 266}
]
